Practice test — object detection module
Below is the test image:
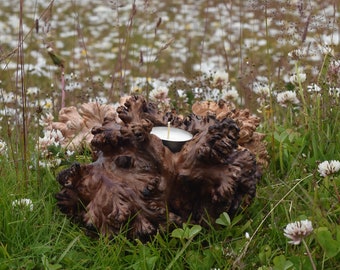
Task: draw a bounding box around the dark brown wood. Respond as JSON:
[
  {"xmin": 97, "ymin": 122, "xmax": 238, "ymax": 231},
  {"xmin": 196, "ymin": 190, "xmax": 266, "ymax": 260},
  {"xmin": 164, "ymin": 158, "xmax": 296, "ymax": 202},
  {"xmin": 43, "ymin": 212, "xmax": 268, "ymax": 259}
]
[{"xmin": 55, "ymin": 95, "xmax": 266, "ymax": 241}]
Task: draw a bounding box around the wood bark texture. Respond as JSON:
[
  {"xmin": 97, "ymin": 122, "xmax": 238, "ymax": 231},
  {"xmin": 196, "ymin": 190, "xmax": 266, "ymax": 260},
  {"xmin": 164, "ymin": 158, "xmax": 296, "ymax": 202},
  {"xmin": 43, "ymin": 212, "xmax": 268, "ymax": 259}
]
[{"xmin": 55, "ymin": 96, "xmax": 267, "ymax": 241}]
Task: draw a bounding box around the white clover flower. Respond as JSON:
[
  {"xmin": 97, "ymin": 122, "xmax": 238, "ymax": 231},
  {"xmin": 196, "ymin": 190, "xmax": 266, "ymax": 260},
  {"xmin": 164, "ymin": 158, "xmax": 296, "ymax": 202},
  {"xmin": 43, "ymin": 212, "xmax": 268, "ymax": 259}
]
[
  {"xmin": 307, "ymin": 83, "xmax": 321, "ymax": 93},
  {"xmin": 177, "ymin": 89, "xmax": 186, "ymax": 98},
  {"xmin": 317, "ymin": 160, "xmax": 340, "ymax": 177},
  {"xmin": 51, "ymin": 129, "xmax": 64, "ymax": 143},
  {"xmin": 318, "ymin": 43, "xmax": 335, "ymax": 55},
  {"xmin": 204, "ymin": 87, "xmax": 221, "ymax": 101},
  {"xmin": 26, "ymin": 86, "xmax": 39, "ymax": 95},
  {"xmin": 253, "ymin": 82, "xmax": 271, "ymax": 97},
  {"xmin": 176, "ymin": 89, "xmax": 188, "ymax": 103},
  {"xmin": 38, "ymin": 129, "xmax": 65, "ymax": 152},
  {"xmin": 277, "ymin": 90, "xmax": 300, "ymax": 107},
  {"xmin": 0, "ymin": 139, "xmax": 8, "ymax": 157},
  {"xmin": 12, "ymin": 198, "xmax": 34, "ymax": 211},
  {"xmin": 193, "ymin": 87, "xmax": 204, "ymax": 99},
  {"xmin": 284, "ymin": 219, "xmax": 313, "ymax": 245},
  {"xmin": 149, "ymin": 85, "xmax": 169, "ymax": 103},
  {"xmin": 290, "ymin": 68, "xmax": 306, "ymax": 84},
  {"xmin": 212, "ymin": 71, "xmax": 229, "ymax": 88},
  {"xmin": 245, "ymin": 232, "xmax": 250, "ymax": 240},
  {"xmin": 66, "ymin": 149, "xmax": 75, "ymax": 156},
  {"xmin": 288, "ymin": 47, "xmax": 308, "ymax": 59},
  {"xmin": 221, "ymin": 88, "xmax": 239, "ymax": 102},
  {"xmin": 328, "ymin": 87, "xmax": 340, "ymax": 97},
  {"xmin": 1, "ymin": 92, "xmax": 16, "ymax": 104},
  {"xmin": 39, "ymin": 112, "xmax": 54, "ymax": 127},
  {"xmin": 39, "ymin": 158, "xmax": 62, "ymax": 168}
]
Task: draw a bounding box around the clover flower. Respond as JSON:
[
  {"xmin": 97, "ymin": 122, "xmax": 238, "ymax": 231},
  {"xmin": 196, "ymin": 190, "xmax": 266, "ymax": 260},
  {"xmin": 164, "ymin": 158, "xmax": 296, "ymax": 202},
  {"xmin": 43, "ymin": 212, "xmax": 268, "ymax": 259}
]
[
  {"xmin": 12, "ymin": 198, "xmax": 34, "ymax": 211},
  {"xmin": 253, "ymin": 82, "xmax": 271, "ymax": 97},
  {"xmin": 26, "ymin": 86, "xmax": 39, "ymax": 95},
  {"xmin": 66, "ymin": 149, "xmax": 75, "ymax": 156},
  {"xmin": 307, "ymin": 83, "xmax": 321, "ymax": 93},
  {"xmin": 284, "ymin": 219, "xmax": 313, "ymax": 245},
  {"xmin": 221, "ymin": 88, "xmax": 239, "ymax": 103},
  {"xmin": 204, "ymin": 87, "xmax": 221, "ymax": 101},
  {"xmin": 0, "ymin": 139, "xmax": 8, "ymax": 157},
  {"xmin": 39, "ymin": 158, "xmax": 62, "ymax": 168},
  {"xmin": 253, "ymin": 82, "xmax": 271, "ymax": 105},
  {"xmin": 317, "ymin": 160, "xmax": 340, "ymax": 177},
  {"xmin": 318, "ymin": 43, "xmax": 334, "ymax": 55},
  {"xmin": 329, "ymin": 87, "xmax": 340, "ymax": 97},
  {"xmin": 39, "ymin": 112, "xmax": 54, "ymax": 127},
  {"xmin": 245, "ymin": 232, "xmax": 250, "ymax": 240},
  {"xmin": 149, "ymin": 85, "xmax": 169, "ymax": 103},
  {"xmin": 38, "ymin": 129, "xmax": 65, "ymax": 156},
  {"xmin": 193, "ymin": 87, "xmax": 204, "ymax": 99},
  {"xmin": 290, "ymin": 68, "xmax": 306, "ymax": 84},
  {"xmin": 176, "ymin": 89, "xmax": 188, "ymax": 103},
  {"xmin": 277, "ymin": 90, "xmax": 300, "ymax": 107},
  {"xmin": 212, "ymin": 71, "xmax": 229, "ymax": 88},
  {"xmin": 288, "ymin": 47, "xmax": 308, "ymax": 59}
]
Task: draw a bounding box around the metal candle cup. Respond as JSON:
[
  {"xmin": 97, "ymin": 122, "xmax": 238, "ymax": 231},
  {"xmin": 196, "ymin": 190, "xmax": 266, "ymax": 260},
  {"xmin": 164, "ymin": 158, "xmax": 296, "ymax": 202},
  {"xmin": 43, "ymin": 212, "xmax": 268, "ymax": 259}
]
[{"xmin": 151, "ymin": 126, "xmax": 193, "ymax": 152}]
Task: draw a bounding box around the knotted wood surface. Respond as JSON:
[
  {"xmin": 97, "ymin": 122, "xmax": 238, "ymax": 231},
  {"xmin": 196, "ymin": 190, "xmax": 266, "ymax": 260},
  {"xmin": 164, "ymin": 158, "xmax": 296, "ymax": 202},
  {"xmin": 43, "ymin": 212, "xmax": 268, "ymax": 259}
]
[{"xmin": 56, "ymin": 96, "xmax": 267, "ymax": 241}]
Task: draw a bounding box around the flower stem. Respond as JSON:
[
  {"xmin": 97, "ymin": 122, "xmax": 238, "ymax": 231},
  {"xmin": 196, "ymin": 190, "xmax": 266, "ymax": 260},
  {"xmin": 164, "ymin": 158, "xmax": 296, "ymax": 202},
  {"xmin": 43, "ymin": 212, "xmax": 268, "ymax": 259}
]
[
  {"xmin": 332, "ymin": 180, "xmax": 340, "ymax": 202},
  {"xmin": 302, "ymin": 239, "xmax": 316, "ymax": 270},
  {"xmin": 61, "ymin": 66, "xmax": 65, "ymax": 109}
]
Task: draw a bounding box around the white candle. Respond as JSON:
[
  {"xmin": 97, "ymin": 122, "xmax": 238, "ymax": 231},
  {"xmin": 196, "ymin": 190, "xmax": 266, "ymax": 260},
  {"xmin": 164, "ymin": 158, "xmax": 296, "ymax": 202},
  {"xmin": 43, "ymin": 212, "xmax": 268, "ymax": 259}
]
[{"xmin": 151, "ymin": 126, "xmax": 193, "ymax": 142}]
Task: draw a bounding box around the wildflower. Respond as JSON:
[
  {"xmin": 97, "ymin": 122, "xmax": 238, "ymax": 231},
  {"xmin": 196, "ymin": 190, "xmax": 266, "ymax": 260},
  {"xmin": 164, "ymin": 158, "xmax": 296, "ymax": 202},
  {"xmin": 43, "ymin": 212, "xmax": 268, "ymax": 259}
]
[
  {"xmin": 66, "ymin": 149, "xmax": 75, "ymax": 156},
  {"xmin": 328, "ymin": 60, "xmax": 340, "ymax": 76},
  {"xmin": 288, "ymin": 47, "xmax": 308, "ymax": 59},
  {"xmin": 177, "ymin": 89, "xmax": 186, "ymax": 98},
  {"xmin": 1, "ymin": 91, "xmax": 15, "ymax": 104},
  {"xmin": 290, "ymin": 68, "xmax": 306, "ymax": 84},
  {"xmin": 39, "ymin": 158, "xmax": 62, "ymax": 168},
  {"xmin": 328, "ymin": 87, "xmax": 340, "ymax": 97},
  {"xmin": 253, "ymin": 82, "xmax": 270, "ymax": 97},
  {"xmin": 318, "ymin": 43, "xmax": 334, "ymax": 55},
  {"xmin": 212, "ymin": 71, "xmax": 229, "ymax": 88},
  {"xmin": 204, "ymin": 88, "xmax": 221, "ymax": 101},
  {"xmin": 42, "ymin": 98, "xmax": 53, "ymax": 110},
  {"xmin": 130, "ymin": 85, "xmax": 142, "ymax": 94},
  {"xmin": 317, "ymin": 160, "xmax": 340, "ymax": 177},
  {"xmin": 284, "ymin": 219, "xmax": 313, "ymax": 245},
  {"xmin": 176, "ymin": 89, "xmax": 188, "ymax": 102},
  {"xmin": 0, "ymin": 139, "xmax": 7, "ymax": 157},
  {"xmin": 26, "ymin": 86, "xmax": 39, "ymax": 95},
  {"xmin": 39, "ymin": 112, "xmax": 54, "ymax": 127},
  {"xmin": 245, "ymin": 232, "xmax": 250, "ymax": 240},
  {"xmin": 221, "ymin": 88, "xmax": 239, "ymax": 103},
  {"xmin": 193, "ymin": 87, "xmax": 204, "ymax": 99},
  {"xmin": 149, "ymin": 85, "xmax": 169, "ymax": 103},
  {"xmin": 276, "ymin": 90, "xmax": 300, "ymax": 107},
  {"xmin": 12, "ymin": 198, "xmax": 34, "ymax": 211},
  {"xmin": 307, "ymin": 83, "xmax": 321, "ymax": 93},
  {"xmin": 38, "ymin": 129, "xmax": 65, "ymax": 153},
  {"xmin": 253, "ymin": 82, "xmax": 271, "ymax": 105}
]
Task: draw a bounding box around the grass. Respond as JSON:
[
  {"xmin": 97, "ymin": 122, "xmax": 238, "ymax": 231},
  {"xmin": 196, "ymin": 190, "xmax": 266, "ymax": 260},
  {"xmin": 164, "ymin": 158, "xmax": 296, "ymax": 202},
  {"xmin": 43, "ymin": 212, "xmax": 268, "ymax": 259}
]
[{"xmin": 1, "ymin": 0, "xmax": 340, "ymax": 269}]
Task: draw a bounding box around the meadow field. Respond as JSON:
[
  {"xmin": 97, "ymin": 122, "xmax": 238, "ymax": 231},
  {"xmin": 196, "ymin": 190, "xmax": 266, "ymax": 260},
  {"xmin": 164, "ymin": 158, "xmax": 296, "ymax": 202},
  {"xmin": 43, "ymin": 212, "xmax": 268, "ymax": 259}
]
[{"xmin": 0, "ymin": 0, "xmax": 340, "ymax": 269}]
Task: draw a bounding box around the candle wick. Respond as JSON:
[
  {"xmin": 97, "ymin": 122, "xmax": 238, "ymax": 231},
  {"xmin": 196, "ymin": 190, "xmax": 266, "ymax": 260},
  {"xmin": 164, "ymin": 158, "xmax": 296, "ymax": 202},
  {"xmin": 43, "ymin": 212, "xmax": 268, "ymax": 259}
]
[{"xmin": 167, "ymin": 122, "xmax": 170, "ymax": 139}]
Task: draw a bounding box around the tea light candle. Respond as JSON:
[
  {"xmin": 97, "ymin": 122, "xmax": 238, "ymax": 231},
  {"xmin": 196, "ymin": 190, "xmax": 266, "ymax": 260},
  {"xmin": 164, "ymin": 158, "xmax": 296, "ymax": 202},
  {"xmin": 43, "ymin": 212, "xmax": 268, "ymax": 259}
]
[
  {"xmin": 151, "ymin": 126, "xmax": 193, "ymax": 142},
  {"xmin": 151, "ymin": 126, "xmax": 193, "ymax": 152}
]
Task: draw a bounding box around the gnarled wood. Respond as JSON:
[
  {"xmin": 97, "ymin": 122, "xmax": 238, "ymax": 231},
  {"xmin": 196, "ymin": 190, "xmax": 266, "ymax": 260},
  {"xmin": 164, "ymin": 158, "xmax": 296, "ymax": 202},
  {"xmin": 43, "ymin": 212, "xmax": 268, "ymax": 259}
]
[
  {"xmin": 47, "ymin": 102, "xmax": 118, "ymax": 150},
  {"xmin": 55, "ymin": 95, "xmax": 267, "ymax": 240}
]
